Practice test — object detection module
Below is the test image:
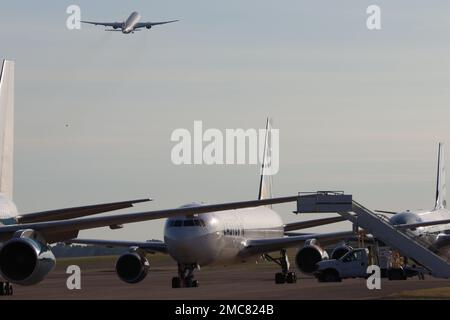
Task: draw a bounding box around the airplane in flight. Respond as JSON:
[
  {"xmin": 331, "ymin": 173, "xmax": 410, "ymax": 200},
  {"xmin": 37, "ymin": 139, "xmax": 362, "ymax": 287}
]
[
  {"xmin": 81, "ymin": 11, "xmax": 178, "ymax": 34},
  {"xmin": 69, "ymin": 119, "xmax": 354, "ymax": 288},
  {"xmin": 0, "ymin": 60, "xmax": 300, "ymax": 295}
]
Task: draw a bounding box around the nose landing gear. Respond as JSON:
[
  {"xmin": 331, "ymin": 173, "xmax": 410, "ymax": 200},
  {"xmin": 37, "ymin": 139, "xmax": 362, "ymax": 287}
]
[
  {"xmin": 172, "ymin": 263, "xmax": 199, "ymax": 288},
  {"xmin": 263, "ymin": 249, "xmax": 297, "ymax": 284}
]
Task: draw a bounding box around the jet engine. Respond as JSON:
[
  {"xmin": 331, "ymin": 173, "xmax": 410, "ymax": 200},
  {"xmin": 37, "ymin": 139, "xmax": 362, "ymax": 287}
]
[
  {"xmin": 330, "ymin": 244, "xmax": 353, "ymax": 260},
  {"xmin": 115, "ymin": 251, "xmax": 149, "ymax": 284},
  {"xmin": 295, "ymin": 239, "xmax": 329, "ymax": 274},
  {"xmin": 146, "ymin": 26, "xmax": 152, "ymax": 29},
  {"xmin": 113, "ymin": 26, "xmax": 119, "ymax": 29},
  {"xmin": 0, "ymin": 230, "xmax": 55, "ymax": 286}
]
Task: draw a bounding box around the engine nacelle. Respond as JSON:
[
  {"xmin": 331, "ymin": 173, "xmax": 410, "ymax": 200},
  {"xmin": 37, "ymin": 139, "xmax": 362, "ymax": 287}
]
[
  {"xmin": 0, "ymin": 230, "xmax": 55, "ymax": 286},
  {"xmin": 295, "ymin": 239, "xmax": 329, "ymax": 274},
  {"xmin": 330, "ymin": 244, "xmax": 353, "ymax": 260},
  {"xmin": 113, "ymin": 26, "xmax": 118, "ymax": 29},
  {"xmin": 115, "ymin": 252, "xmax": 149, "ymax": 284},
  {"xmin": 146, "ymin": 26, "xmax": 152, "ymax": 29}
]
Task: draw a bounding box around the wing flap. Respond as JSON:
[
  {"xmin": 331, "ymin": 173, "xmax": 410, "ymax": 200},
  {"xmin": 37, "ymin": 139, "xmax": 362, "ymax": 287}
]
[{"xmin": 66, "ymin": 239, "xmax": 167, "ymax": 254}]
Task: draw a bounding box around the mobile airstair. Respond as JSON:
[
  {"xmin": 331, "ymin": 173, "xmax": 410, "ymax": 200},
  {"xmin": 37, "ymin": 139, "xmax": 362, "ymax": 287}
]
[{"xmin": 295, "ymin": 191, "xmax": 450, "ymax": 278}]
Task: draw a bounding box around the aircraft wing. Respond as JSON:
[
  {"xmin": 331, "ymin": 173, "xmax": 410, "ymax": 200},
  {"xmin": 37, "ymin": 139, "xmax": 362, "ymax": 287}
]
[
  {"xmin": 81, "ymin": 21, "xmax": 123, "ymax": 28},
  {"xmin": 134, "ymin": 20, "xmax": 179, "ymax": 28},
  {"xmin": 16, "ymin": 199, "xmax": 151, "ymax": 224},
  {"xmin": 239, "ymin": 231, "xmax": 355, "ymax": 257},
  {"xmin": 395, "ymin": 218, "xmax": 450, "ymax": 230},
  {"xmin": 66, "ymin": 239, "xmax": 167, "ymax": 254},
  {"xmin": 0, "ymin": 195, "xmax": 298, "ymax": 243},
  {"xmin": 284, "ymin": 216, "xmax": 347, "ymax": 231}
]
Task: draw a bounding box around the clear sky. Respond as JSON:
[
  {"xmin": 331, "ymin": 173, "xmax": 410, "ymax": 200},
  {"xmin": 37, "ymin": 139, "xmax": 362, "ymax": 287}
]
[{"xmin": 1, "ymin": 0, "xmax": 450, "ymax": 240}]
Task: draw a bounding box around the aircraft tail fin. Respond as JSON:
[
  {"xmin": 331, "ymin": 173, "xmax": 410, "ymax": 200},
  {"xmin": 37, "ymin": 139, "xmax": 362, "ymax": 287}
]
[
  {"xmin": 435, "ymin": 142, "xmax": 446, "ymax": 210},
  {"xmin": 258, "ymin": 118, "xmax": 273, "ymax": 202},
  {"xmin": 0, "ymin": 60, "xmax": 14, "ymax": 201}
]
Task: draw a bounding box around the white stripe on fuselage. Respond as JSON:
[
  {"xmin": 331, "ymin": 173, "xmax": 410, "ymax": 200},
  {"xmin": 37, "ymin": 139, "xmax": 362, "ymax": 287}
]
[{"xmin": 164, "ymin": 205, "xmax": 284, "ymax": 266}]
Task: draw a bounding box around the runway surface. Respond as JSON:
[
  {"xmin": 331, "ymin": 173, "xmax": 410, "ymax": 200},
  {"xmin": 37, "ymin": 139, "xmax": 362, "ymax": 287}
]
[{"xmin": 4, "ymin": 255, "xmax": 450, "ymax": 300}]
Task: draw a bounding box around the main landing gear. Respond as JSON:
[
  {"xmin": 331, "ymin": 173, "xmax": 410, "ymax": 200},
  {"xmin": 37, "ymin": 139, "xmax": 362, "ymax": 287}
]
[
  {"xmin": 264, "ymin": 249, "xmax": 297, "ymax": 284},
  {"xmin": 0, "ymin": 282, "xmax": 13, "ymax": 296},
  {"xmin": 172, "ymin": 263, "xmax": 199, "ymax": 288}
]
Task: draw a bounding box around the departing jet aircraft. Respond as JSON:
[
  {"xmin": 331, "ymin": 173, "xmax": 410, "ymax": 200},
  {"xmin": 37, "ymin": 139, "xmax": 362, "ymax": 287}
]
[
  {"xmin": 70, "ymin": 119, "xmax": 354, "ymax": 288},
  {"xmin": 0, "ymin": 60, "xmax": 303, "ymax": 295},
  {"xmin": 81, "ymin": 11, "xmax": 178, "ymax": 34}
]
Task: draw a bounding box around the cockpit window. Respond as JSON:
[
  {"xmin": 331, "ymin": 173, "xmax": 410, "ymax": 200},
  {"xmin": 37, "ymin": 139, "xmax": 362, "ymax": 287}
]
[
  {"xmin": 168, "ymin": 219, "xmax": 206, "ymax": 227},
  {"xmin": 184, "ymin": 220, "xmax": 195, "ymax": 226}
]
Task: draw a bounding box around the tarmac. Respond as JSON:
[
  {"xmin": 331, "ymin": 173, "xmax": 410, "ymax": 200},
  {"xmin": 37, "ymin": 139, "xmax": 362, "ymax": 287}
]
[{"xmin": 3, "ymin": 255, "xmax": 450, "ymax": 300}]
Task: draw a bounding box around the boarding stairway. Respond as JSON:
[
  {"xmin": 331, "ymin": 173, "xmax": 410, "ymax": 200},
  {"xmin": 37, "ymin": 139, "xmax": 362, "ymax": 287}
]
[{"xmin": 296, "ymin": 192, "xmax": 450, "ymax": 278}]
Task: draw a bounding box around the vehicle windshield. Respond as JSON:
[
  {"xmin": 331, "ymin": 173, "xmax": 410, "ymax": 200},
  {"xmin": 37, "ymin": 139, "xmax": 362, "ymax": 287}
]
[{"xmin": 342, "ymin": 250, "xmax": 363, "ymax": 262}]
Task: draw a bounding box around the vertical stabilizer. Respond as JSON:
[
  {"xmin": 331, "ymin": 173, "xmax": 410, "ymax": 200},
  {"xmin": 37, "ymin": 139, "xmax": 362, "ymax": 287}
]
[
  {"xmin": 0, "ymin": 60, "xmax": 14, "ymax": 201},
  {"xmin": 258, "ymin": 118, "xmax": 273, "ymax": 201},
  {"xmin": 435, "ymin": 142, "xmax": 446, "ymax": 210}
]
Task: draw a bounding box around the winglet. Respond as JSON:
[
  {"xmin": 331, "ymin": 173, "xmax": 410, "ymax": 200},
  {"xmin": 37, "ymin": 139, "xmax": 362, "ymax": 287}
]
[
  {"xmin": 435, "ymin": 142, "xmax": 447, "ymax": 210},
  {"xmin": 0, "ymin": 60, "xmax": 14, "ymax": 201}
]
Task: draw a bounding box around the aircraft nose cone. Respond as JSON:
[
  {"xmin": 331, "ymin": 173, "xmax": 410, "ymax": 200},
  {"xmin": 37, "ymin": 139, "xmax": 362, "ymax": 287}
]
[{"xmin": 164, "ymin": 228, "xmax": 218, "ymax": 265}]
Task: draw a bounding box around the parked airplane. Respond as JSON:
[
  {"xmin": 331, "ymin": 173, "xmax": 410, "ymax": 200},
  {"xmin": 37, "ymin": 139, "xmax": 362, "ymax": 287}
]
[
  {"xmin": 0, "ymin": 60, "xmax": 299, "ymax": 295},
  {"xmin": 385, "ymin": 143, "xmax": 450, "ymax": 255},
  {"xmin": 69, "ymin": 119, "xmax": 354, "ymax": 288},
  {"xmin": 81, "ymin": 11, "xmax": 178, "ymax": 34}
]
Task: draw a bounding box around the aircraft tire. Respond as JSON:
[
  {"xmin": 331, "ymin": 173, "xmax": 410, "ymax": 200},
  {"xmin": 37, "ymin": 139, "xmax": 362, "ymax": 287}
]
[
  {"xmin": 275, "ymin": 272, "xmax": 286, "ymax": 284},
  {"xmin": 286, "ymin": 272, "xmax": 297, "ymax": 284},
  {"xmin": 172, "ymin": 277, "xmax": 181, "ymax": 288}
]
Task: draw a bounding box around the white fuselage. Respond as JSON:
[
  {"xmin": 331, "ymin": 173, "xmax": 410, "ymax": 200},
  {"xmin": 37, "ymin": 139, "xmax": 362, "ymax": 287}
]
[
  {"xmin": 389, "ymin": 208, "xmax": 450, "ymax": 254},
  {"xmin": 122, "ymin": 12, "xmax": 141, "ymax": 34},
  {"xmin": 164, "ymin": 204, "xmax": 284, "ymax": 266}
]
